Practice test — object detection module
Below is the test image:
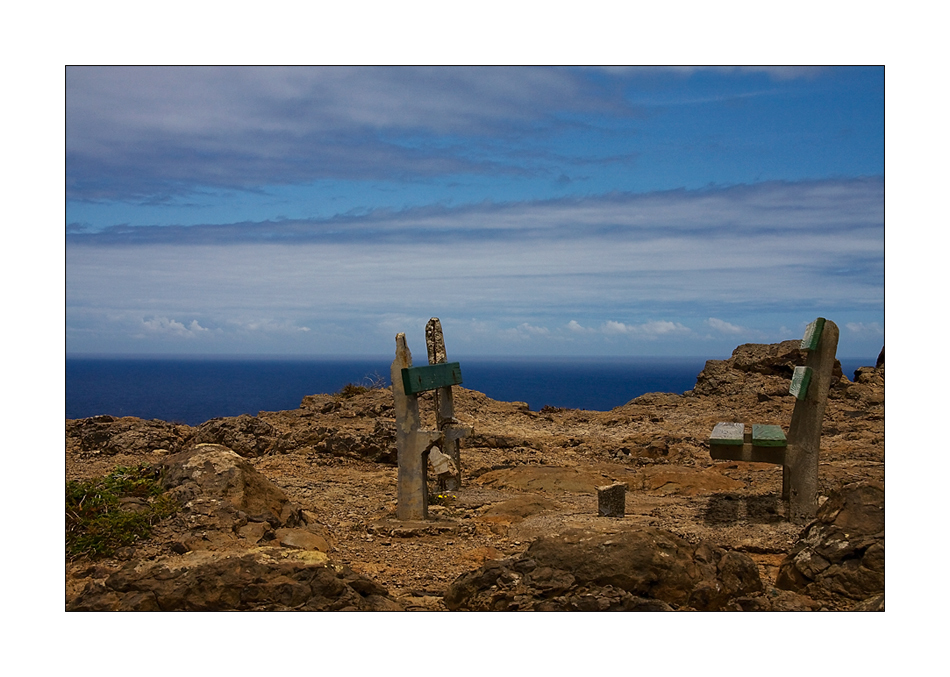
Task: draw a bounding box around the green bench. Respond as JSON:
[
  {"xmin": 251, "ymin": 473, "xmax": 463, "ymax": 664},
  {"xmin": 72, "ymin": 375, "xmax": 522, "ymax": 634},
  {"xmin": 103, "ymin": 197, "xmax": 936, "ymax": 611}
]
[{"xmin": 708, "ymin": 318, "xmax": 839, "ymax": 523}]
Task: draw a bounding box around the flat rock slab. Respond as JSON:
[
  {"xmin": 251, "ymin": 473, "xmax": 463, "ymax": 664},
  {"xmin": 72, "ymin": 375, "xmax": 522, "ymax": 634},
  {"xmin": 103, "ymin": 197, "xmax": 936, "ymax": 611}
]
[
  {"xmin": 275, "ymin": 527, "xmax": 330, "ymax": 552},
  {"xmin": 474, "ymin": 466, "xmax": 623, "ymax": 494},
  {"xmin": 638, "ymin": 466, "xmax": 746, "ymax": 496},
  {"xmin": 480, "ymin": 496, "xmax": 558, "ymax": 521}
]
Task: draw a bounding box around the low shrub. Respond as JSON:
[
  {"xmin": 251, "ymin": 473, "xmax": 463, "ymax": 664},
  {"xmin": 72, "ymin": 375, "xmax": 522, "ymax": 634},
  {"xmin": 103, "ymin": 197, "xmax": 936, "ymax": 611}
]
[{"xmin": 66, "ymin": 464, "xmax": 178, "ymax": 560}]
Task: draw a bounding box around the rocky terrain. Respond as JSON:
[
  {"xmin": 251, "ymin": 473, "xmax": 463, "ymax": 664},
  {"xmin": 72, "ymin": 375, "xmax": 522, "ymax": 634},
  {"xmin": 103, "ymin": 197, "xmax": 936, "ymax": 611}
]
[{"xmin": 65, "ymin": 340, "xmax": 884, "ymax": 611}]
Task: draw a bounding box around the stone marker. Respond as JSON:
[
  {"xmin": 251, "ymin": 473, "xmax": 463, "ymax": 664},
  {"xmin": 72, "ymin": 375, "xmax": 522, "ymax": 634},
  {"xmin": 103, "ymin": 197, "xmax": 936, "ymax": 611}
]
[{"xmin": 597, "ymin": 482, "xmax": 627, "ymax": 517}]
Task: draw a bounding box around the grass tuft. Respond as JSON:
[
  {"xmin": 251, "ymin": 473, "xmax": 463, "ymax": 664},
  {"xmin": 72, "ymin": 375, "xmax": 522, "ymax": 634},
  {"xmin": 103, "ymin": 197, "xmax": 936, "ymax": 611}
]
[{"xmin": 66, "ymin": 464, "xmax": 178, "ymax": 560}]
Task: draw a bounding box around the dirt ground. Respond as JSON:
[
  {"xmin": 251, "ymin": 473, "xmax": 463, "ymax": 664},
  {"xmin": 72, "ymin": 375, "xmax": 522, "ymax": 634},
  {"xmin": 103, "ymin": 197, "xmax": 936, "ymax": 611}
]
[{"xmin": 66, "ymin": 369, "xmax": 884, "ymax": 610}]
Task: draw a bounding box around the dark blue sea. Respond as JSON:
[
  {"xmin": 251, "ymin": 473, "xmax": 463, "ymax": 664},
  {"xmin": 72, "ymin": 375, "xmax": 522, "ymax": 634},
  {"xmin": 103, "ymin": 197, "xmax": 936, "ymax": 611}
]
[{"xmin": 65, "ymin": 356, "xmax": 875, "ymax": 426}]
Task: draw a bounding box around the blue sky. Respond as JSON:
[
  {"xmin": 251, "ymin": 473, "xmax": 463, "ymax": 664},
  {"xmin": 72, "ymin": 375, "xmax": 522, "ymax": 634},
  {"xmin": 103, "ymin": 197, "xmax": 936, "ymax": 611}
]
[{"xmin": 66, "ymin": 66, "xmax": 884, "ymax": 358}]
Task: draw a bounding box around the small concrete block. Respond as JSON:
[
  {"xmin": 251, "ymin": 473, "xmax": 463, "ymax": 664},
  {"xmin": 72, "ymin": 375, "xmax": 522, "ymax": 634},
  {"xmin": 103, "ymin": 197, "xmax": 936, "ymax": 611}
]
[{"xmin": 598, "ymin": 482, "xmax": 627, "ymax": 517}]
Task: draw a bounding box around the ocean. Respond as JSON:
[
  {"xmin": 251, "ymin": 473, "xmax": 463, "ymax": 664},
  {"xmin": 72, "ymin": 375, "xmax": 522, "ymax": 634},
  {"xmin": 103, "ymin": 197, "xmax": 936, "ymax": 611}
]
[{"xmin": 65, "ymin": 356, "xmax": 876, "ymax": 426}]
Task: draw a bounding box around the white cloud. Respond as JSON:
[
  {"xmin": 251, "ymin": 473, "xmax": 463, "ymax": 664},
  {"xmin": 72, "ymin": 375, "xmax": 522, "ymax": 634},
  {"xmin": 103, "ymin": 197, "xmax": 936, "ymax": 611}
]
[
  {"xmin": 518, "ymin": 323, "xmax": 549, "ymax": 335},
  {"xmin": 566, "ymin": 320, "xmax": 594, "ymax": 333},
  {"xmin": 141, "ymin": 317, "xmax": 209, "ymax": 338},
  {"xmin": 706, "ymin": 317, "xmax": 744, "ymax": 334},
  {"xmin": 501, "ymin": 322, "xmax": 552, "ymax": 340},
  {"xmin": 601, "ymin": 320, "xmax": 690, "ymax": 337},
  {"xmin": 229, "ymin": 318, "xmax": 311, "ymax": 333},
  {"xmin": 846, "ymin": 322, "xmax": 884, "ymax": 335}
]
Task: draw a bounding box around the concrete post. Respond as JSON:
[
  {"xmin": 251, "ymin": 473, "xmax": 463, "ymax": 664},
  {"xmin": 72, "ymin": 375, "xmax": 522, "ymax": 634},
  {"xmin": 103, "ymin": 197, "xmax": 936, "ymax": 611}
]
[
  {"xmin": 392, "ymin": 333, "xmax": 441, "ymax": 521},
  {"xmin": 785, "ymin": 320, "xmax": 839, "ymax": 523},
  {"xmin": 426, "ymin": 317, "xmax": 466, "ymax": 490}
]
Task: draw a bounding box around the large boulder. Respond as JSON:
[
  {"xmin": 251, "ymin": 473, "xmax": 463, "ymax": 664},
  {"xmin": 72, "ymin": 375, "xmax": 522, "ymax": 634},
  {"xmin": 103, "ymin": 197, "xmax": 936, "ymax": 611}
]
[
  {"xmin": 66, "ymin": 548, "xmax": 402, "ymax": 611},
  {"xmin": 444, "ymin": 526, "xmax": 763, "ymax": 611},
  {"xmin": 776, "ymin": 481, "xmax": 884, "ymax": 606},
  {"xmin": 160, "ymin": 444, "xmax": 299, "ymax": 528},
  {"xmin": 67, "ymin": 415, "xmax": 192, "ymax": 455}
]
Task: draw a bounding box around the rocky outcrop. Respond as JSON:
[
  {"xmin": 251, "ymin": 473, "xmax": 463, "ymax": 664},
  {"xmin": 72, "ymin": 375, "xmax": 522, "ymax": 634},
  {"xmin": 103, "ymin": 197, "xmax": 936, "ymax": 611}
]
[
  {"xmin": 66, "ymin": 548, "xmax": 402, "ymax": 611},
  {"xmin": 444, "ymin": 526, "xmax": 764, "ymax": 611},
  {"xmin": 853, "ymin": 346, "xmax": 884, "ymax": 398},
  {"xmin": 312, "ymin": 418, "xmax": 397, "ymax": 464},
  {"xmin": 776, "ymin": 481, "xmax": 884, "ymax": 606},
  {"xmin": 66, "ymin": 415, "xmax": 192, "ymax": 455},
  {"xmin": 693, "ymin": 340, "xmax": 845, "ymax": 398},
  {"xmin": 190, "ymin": 414, "xmax": 289, "ymax": 457},
  {"xmin": 67, "ymin": 443, "xmax": 404, "ymax": 611}
]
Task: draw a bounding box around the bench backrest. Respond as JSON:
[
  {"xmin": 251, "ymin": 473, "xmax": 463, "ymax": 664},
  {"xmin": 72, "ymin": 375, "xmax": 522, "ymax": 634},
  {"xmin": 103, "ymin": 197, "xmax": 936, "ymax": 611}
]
[{"xmin": 401, "ymin": 361, "xmax": 463, "ymax": 395}]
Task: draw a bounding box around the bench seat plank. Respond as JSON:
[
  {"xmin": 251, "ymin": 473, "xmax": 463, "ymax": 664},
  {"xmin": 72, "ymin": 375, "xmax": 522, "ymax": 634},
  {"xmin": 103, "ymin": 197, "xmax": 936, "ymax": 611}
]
[
  {"xmin": 752, "ymin": 424, "xmax": 786, "ymax": 447},
  {"xmin": 401, "ymin": 362, "xmax": 463, "ymax": 395},
  {"xmin": 710, "ymin": 422, "xmax": 744, "ymax": 446}
]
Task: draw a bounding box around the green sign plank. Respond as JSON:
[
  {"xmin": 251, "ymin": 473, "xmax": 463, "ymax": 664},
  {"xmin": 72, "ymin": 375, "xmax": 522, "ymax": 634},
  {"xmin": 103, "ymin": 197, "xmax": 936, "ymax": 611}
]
[
  {"xmin": 800, "ymin": 317, "xmax": 826, "ymax": 352},
  {"xmin": 789, "ymin": 365, "xmax": 812, "ymax": 400},
  {"xmin": 752, "ymin": 424, "xmax": 787, "ymax": 447},
  {"xmin": 402, "ymin": 362, "xmax": 463, "ymax": 395}
]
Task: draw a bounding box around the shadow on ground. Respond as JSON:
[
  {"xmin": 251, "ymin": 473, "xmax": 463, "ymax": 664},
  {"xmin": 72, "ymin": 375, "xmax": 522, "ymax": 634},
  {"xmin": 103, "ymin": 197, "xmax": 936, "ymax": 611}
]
[{"xmin": 702, "ymin": 492, "xmax": 785, "ymax": 525}]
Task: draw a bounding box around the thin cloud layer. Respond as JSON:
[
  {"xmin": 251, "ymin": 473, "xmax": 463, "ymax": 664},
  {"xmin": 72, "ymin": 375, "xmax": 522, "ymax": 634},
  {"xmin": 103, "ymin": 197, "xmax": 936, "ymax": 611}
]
[
  {"xmin": 67, "ymin": 179, "xmax": 883, "ymax": 356},
  {"xmin": 66, "ymin": 67, "xmax": 614, "ymax": 201}
]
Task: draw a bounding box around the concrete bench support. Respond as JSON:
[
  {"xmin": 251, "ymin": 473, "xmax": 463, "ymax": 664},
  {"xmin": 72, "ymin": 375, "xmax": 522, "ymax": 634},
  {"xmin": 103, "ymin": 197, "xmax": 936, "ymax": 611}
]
[
  {"xmin": 785, "ymin": 319, "xmax": 839, "ymax": 522},
  {"xmin": 392, "ymin": 333, "xmax": 442, "ymax": 521}
]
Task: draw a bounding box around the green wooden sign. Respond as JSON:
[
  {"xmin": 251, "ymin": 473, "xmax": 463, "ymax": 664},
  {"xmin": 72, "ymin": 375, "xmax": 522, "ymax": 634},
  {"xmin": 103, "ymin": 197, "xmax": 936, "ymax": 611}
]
[
  {"xmin": 752, "ymin": 424, "xmax": 786, "ymax": 447},
  {"xmin": 789, "ymin": 365, "xmax": 812, "ymax": 400},
  {"xmin": 402, "ymin": 362, "xmax": 463, "ymax": 395},
  {"xmin": 801, "ymin": 317, "xmax": 826, "ymax": 352}
]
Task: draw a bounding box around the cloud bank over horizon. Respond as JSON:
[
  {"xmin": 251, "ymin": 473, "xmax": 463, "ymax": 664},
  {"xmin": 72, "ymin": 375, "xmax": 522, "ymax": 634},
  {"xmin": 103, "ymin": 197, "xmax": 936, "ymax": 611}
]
[{"xmin": 66, "ymin": 67, "xmax": 884, "ymax": 359}]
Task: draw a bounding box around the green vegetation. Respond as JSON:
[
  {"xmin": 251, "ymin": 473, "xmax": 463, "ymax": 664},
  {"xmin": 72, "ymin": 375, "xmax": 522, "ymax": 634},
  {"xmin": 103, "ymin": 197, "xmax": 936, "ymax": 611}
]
[
  {"xmin": 336, "ymin": 372, "xmax": 388, "ymax": 399},
  {"xmin": 336, "ymin": 383, "xmax": 371, "ymax": 399},
  {"xmin": 66, "ymin": 464, "xmax": 178, "ymax": 560}
]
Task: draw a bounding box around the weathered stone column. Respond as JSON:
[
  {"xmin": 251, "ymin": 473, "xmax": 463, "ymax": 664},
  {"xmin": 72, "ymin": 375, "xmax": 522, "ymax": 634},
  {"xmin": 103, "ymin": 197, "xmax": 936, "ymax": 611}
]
[
  {"xmin": 785, "ymin": 319, "xmax": 839, "ymax": 523},
  {"xmin": 392, "ymin": 333, "xmax": 441, "ymax": 521},
  {"xmin": 426, "ymin": 318, "xmax": 469, "ymax": 490}
]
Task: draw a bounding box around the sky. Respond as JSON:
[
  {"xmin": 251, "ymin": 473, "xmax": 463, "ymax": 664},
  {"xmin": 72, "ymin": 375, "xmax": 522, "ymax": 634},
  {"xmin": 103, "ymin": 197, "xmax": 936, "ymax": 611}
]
[{"xmin": 65, "ymin": 66, "xmax": 884, "ymax": 359}]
